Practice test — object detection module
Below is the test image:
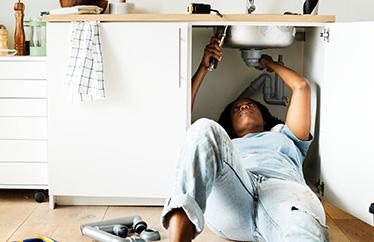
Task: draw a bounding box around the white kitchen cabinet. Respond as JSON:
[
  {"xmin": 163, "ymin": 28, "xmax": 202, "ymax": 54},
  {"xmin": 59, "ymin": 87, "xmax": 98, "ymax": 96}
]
[
  {"xmin": 46, "ymin": 17, "xmax": 373, "ymax": 226},
  {"xmin": 47, "ymin": 23, "xmax": 189, "ymax": 206},
  {"xmin": 318, "ymin": 22, "xmax": 374, "ymax": 226},
  {"xmin": 285, "ymin": 22, "xmax": 374, "ymax": 226},
  {"xmin": 0, "ymin": 57, "xmax": 48, "ymax": 193}
]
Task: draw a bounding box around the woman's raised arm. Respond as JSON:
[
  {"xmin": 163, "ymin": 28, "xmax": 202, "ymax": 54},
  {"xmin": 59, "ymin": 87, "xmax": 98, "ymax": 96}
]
[
  {"xmin": 260, "ymin": 55, "xmax": 311, "ymax": 141},
  {"xmin": 191, "ymin": 37, "xmax": 222, "ymax": 110}
]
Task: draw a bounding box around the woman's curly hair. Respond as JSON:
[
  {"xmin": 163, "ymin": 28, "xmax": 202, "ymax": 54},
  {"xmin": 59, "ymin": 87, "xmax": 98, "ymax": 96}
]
[{"xmin": 218, "ymin": 98, "xmax": 284, "ymax": 139}]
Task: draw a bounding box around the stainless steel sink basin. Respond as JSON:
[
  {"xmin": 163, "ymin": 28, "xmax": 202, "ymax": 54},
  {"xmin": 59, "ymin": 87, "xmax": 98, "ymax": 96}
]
[{"xmin": 223, "ymin": 26, "xmax": 296, "ymax": 49}]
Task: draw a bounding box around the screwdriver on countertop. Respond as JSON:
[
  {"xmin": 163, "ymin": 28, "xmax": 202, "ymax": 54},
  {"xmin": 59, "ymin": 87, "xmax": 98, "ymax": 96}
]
[{"xmin": 208, "ymin": 25, "xmax": 229, "ymax": 71}]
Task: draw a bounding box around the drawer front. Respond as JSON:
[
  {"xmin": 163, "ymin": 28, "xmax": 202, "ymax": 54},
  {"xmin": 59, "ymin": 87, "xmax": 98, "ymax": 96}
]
[
  {"xmin": 0, "ymin": 99, "xmax": 47, "ymax": 117},
  {"xmin": 0, "ymin": 61, "xmax": 46, "ymax": 80},
  {"xmin": 0, "ymin": 80, "xmax": 47, "ymax": 98},
  {"xmin": 0, "ymin": 163, "xmax": 47, "ymax": 185},
  {"xmin": 0, "ymin": 117, "xmax": 47, "ymax": 139},
  {"xmin": 0, "ymin": 140, "xmax": 47, "ymax": 162}
]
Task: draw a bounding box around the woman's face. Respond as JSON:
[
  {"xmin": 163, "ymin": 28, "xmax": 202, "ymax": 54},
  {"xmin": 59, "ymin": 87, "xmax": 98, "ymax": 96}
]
[{"xmin": 231, "ymin": 99, "xmax": 264, "ymax": 137}]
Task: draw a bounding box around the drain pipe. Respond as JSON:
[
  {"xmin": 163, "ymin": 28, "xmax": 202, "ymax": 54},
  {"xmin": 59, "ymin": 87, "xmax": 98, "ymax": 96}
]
[
  {"xmin": 274, "ymin": 55, "xmax": 285, "ymax": 102},
  {"xmin": 238, "ymin": 73, "xmax": 269, "ymax": 100},
  {"xmin": 238, "ymin": 55, "xmax": 287, "ymax": 106}
]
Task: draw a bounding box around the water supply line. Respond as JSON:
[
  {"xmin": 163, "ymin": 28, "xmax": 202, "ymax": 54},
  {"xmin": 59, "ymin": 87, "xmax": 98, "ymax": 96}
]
[
  {"xmin": 274, "ymin": 55, "xmax": 285, "ymax": 101},
  {"xmin": 238, "ymin": 55, "xmax": 287, "ymax": 106}
]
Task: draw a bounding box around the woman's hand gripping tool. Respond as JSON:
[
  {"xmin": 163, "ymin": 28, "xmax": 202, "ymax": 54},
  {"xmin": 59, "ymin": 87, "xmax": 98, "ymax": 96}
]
[{"xmin": 209, "ymin": 25, "xmax": 229, "ymax": 71}]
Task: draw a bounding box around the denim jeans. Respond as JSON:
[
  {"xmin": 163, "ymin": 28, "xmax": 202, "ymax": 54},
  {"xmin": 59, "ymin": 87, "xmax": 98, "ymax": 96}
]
[{"xmin": 161, "ymin": 118, "xmax": 329, "ymax": 242}]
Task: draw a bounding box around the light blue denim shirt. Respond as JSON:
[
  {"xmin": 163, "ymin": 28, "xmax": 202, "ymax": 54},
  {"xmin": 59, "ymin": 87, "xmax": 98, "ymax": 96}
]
[
  {"xmin": 232, "ymin": 124, "xmax": 312, "ymax": 183},
  {"xmin": 162, "ymin": 119, "xmax": 328, "ymax": 242}
]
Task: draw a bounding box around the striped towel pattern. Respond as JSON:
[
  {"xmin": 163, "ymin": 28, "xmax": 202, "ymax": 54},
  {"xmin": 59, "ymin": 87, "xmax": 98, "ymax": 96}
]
[{"xmin": 65, "ymin": 21, "xmax": 105, "ymax": 101}]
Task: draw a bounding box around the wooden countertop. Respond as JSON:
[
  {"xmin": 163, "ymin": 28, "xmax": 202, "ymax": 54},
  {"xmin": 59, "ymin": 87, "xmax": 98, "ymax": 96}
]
[{"xmin": 44, "ymin": 14, "xmax": 335, "ymax": 23}]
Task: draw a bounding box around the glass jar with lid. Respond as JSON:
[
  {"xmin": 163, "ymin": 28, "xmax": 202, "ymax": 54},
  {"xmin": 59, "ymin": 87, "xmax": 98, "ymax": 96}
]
[{"xmin": 29, "ymin": 17, "xmax": 46, "ymax": 56}]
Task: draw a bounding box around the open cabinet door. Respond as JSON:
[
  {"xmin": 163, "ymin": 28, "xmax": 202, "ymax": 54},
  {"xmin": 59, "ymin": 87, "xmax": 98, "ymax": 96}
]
[{"xmin": 320, "ymin": 22, "xmax": 374, "ymax": 225}]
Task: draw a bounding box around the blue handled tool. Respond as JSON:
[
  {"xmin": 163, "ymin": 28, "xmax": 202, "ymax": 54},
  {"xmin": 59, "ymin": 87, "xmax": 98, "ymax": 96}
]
[{"xmin": 15, "ymin": 234, "xmax": 57, "ymax": 242}]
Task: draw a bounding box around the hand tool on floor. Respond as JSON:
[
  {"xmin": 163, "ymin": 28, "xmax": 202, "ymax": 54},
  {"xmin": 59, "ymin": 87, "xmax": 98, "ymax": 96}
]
[{"xmin": 81, "ymin": 216, "xmax": 160, "ymax": 242}]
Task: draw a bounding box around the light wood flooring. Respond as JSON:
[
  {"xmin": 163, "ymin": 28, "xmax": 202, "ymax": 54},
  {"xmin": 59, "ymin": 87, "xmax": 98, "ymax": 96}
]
[{"xmin": 1, "ymin": 190, "xmax": 373, "ymax": 242}]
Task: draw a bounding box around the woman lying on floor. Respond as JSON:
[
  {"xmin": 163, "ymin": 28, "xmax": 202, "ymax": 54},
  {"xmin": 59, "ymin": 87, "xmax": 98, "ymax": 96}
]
[{"xmin": 161, "ymin": 37, "xmax": 329, "ymax": 242}]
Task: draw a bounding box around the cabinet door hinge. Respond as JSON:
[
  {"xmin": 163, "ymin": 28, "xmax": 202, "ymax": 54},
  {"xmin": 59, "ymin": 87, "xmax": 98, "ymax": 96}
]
[
  {"xmin": 315, "ymin": 179, "xmax": 325, "ymax": 198},
  {"xmin": 320, "ymin": 28, "xmax": 330, "ymax": 42}
]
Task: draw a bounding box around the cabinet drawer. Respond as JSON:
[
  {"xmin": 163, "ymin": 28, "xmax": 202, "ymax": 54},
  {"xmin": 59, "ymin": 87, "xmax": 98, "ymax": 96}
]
[
  {"xmin": 0, "ymin": 163, "xmax": 47, "ymax": 185},
  {"xmin": 0, "ymin": 99, "xmax": 47, "ymax": 117},
  {"xmin": 0, "ymin": 80, "xmax": 47, "ymax": 98},
  {"xmin": 0, "ymin": 140, "xmax": 47, "ymax": 162},
  {"xmin": 0, "ymin": 61, "xmax": 46, "ymax": 80},
  {"xmin": 0, "ymin": 117, "xmax": 47, "ymax": 139}
]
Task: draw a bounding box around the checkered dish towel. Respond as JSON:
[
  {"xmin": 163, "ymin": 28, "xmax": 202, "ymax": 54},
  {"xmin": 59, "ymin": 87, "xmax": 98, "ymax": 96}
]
[{"xmin": 65, "ymin": 21, "xmax": 105, "ymax": 101}]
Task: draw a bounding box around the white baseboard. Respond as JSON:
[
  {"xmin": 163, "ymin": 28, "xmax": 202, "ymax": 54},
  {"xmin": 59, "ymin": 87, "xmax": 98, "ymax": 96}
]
[{"xmin": 49, "ymin": 195, "xmax": 165, "ymax": 208}]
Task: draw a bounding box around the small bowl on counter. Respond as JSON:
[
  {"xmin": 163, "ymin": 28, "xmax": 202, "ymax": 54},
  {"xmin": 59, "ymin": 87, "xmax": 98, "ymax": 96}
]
[
  {"xmin": 59, "ymin": 0, "xmax": 108, "ymax": 13},
  {"xmin": 0, "ymin": 49, "xmax": 17, "ymax": 56}
]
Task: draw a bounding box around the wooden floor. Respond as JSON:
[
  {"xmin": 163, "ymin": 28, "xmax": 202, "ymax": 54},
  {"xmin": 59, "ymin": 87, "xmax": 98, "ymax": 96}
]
[{"xmin": 1, "ymin": 190, "xmax": 373, "ymax": 242}]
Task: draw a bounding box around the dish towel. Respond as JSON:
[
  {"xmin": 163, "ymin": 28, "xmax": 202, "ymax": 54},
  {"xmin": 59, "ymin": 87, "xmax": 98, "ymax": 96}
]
[{"xmin": 65, "ymin": 21, "xmax": 105, "ymax": 101}]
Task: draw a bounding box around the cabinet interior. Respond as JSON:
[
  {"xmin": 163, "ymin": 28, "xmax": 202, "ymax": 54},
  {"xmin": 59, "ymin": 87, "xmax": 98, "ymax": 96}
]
[{"xmin": 191, "ymin": 25, "xmax": 325, "ymax": 189}]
